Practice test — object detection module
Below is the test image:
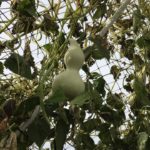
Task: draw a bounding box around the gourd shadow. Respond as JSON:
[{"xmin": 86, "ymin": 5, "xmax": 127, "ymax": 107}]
[{"xmin": 52, "ymin": 38, "xmax": 85, "ymax": 100}]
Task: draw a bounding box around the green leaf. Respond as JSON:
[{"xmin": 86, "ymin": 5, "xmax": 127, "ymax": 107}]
[
  {"xmin": 15, "ymin": 95, "xmax": 40, "ymax": 115},
  {"xmin": 126, "ymin": 74, "xmax": 134, "ymax": 82},
  {"xmin": 120, "ymin": 39, "xmax": 135, "ymax": 60},
  {"xmin": 77, "ymin": 31, "xmax": 86, "ymax": 43},
  {"xmin": 124, "ymin": 83, "xmax": 134, "ymax": 92},
  {"xmin": 0, "ymin": 41, "xmax": 5, "ymax": 54},
  {"xmin": 42, "ymin": 13, "xmax": 59, "ymax": 35},
  {"xmin": 100, "ymin": 105, "xmax": 114, "ymax": 122},
  {"xmin": 16, "ymin": 0, "xmax": 36, "ymax": 17},
  {"xmin": 88, "ymin": 0, "xmax": 98, "ymax": 5},
  {"xmin": 43, "ymin": 43, "xmax": 52, "ymax": 51},
  {"xmin": 99, "ymin": 123, "xmax": 112, "ymax": 144},
  {"xmin": 48, "ymin": 89, "xmax": 67, "ymax": 104},
  {"xmin": 136, "ymin": 37, "xmax": 145, "ymax": 48},
  {"xmin": 136, "ymin": 32, "xmax": 150, "ymax": 49},
  {"xmin": 58, "ymin": 108, "xmax": 69, "ymax": 124},
  {"xmin": 133, "ymin": 54, "xmax": 144, "ymax": 71},
  {"xmin": 82, "ymin": 64, "xmax": 90, "ymax": 75},
  {"xmin": 100, "ymin": 105, "xmax": 125, "ymax": 126},
  {"xmin": 3, "ymin": 99, "xmax": 16, "ymax": 118},
  {"xmin": 133, "ymin": 77, "xmax": 150, "ymax": 107},
  {"xmin": 81, "ymin": 134, "xmax": 96, "ymax": 149},
  {"xmin": 27, "ymin": 116, "xmax": 51, "ymax": 147},
  {"xmin": 92, "ymin": 49, "xmax": 109, "ymax": 60},
  {"xmin": 75, "ymin": 133, "xmax": 96, "ymax": 149},
  {"xmin": 137, "ymin": 132, "xmax": 148, "ymax": 150},
  {"xmin": 4, "ymin": 53, "xmax": 33, "ymax": 79},
  {"xmin": 17, "ymin": 143, "xmax": 27, "ymax": 150},
  {"xmin": 145, "ymin": 138, "xmax": 150, "ymax": 149},
  {"xmin": 0, "ymin": 62, "xmax": 3, "ymax": 74},
  {"xmin": 83, "ymin": 46, "xmax": 93, "ymax": 60},
  {"xmin": 44, "ymin": 102, "xmax": 58, "ymax": 117},
  {"xmin": 71, "ymin": 91, "xmax": 91, "ymax": 106},
  {"xmin": 107, "ymin": 93, "xmax": 124, "ymax": 110},
  {"xmin": 89, "ymin": 72, "xmax": 101, "ymax": 79},
  {"xmin": 133, "ymin": 9, "xmax": 143, "ymax": 33},
  {"xmin": 91, "ymin": 90, "xmax": 103, "ymax": 109},
  {"xmin": 110, "ymin": 65, "xmax": 121, "ymax": 80},
  {"xmin": 93, "ymin": 4, "xmax": 106, "ymax": 19},
  {"xmin": 90, "ymin": 36, "xmax": 110, "ymax": 60},
  {"xmin": 93, "ymin": 77, "xmax": 106, "ymax": 96},
  {"xmin": 57, "ymin": 32, "xmax": 66, "ymax": 47},
  {"xmin": 81, "ymin": 119, "xmax": 101, "ymax": 133},
  {"xmin": 55, "ymin": 119, "xmax": 69, "ymax": 150}
]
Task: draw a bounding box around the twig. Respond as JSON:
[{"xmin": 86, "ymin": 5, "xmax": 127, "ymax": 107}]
[
  {"xmin": 0, "ymin": 16, "xmax": 17, "ymax": 34},
  {"xmin": 16, "ymin": 105, "xmax": 40, "ymax": 136}
]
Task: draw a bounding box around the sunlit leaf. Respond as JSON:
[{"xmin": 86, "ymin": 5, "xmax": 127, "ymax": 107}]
[
  {"xmin": 43, "ymin": 43, "xmax": 52, "ymax": 53},
  {"xmin": 137, "ymin": 132, "xmax": 148, "ymax": 150}
]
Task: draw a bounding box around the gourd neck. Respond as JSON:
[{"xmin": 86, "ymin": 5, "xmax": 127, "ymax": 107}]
[{"xmin": 66, "ymin": 67, "xmax": 79, "ymax": 72}]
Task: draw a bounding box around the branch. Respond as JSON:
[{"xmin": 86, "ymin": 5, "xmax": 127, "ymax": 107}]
[
  {"xmin": 99, "ymin": 0, "xmax": 132, "ymax": 37},
  {"xmin": 16, "ymin": 105, "xmax": 40, "ymax": 136},
  {"xmin": 84, "ymin": 0, "xmax": 132, "ymax": 59}
]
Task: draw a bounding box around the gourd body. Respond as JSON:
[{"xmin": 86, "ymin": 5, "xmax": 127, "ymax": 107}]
[
  {"xmin": 52, "ymin": 39, "xmax": 85, "ymax": 99},
  {"xmin": 52, "ymin": 69, "xmax": 85, "ymax": 98}
]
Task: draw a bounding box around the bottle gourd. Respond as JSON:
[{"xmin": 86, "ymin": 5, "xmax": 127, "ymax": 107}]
[{"xmin": 52, "ymin": 39, "xmax": 85, "ymax": 99}]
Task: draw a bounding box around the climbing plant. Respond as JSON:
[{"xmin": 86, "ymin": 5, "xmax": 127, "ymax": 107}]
[{"xmin": 0, "ymin": 0, "xmax": 150, "ymax": 149}]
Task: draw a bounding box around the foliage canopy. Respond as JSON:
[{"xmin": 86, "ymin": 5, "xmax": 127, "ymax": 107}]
[{"xmin": 0, "ymin": 0, "xmax": 150, "ymax": 149}]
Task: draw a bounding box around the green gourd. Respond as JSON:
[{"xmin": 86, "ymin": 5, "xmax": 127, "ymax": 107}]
[{"xmin": 52, "ymin": 39, "xmax": 85, "ymax": 99}]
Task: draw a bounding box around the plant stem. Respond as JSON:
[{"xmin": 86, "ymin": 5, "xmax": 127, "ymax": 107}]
[
  {"xmin": 84, "ymin": 0, "xmax": 132, "ymax": 59},
  {"xmin": 0, "ymin": 16, "xmax": 17, "ymax": 34},
  {"xmin": 99, "ymin": 0, "xmax": 132, "ymax": 37},
  {"xmin": 16, "ymin": 105, "xmax": 40, "ymax": 136}
]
